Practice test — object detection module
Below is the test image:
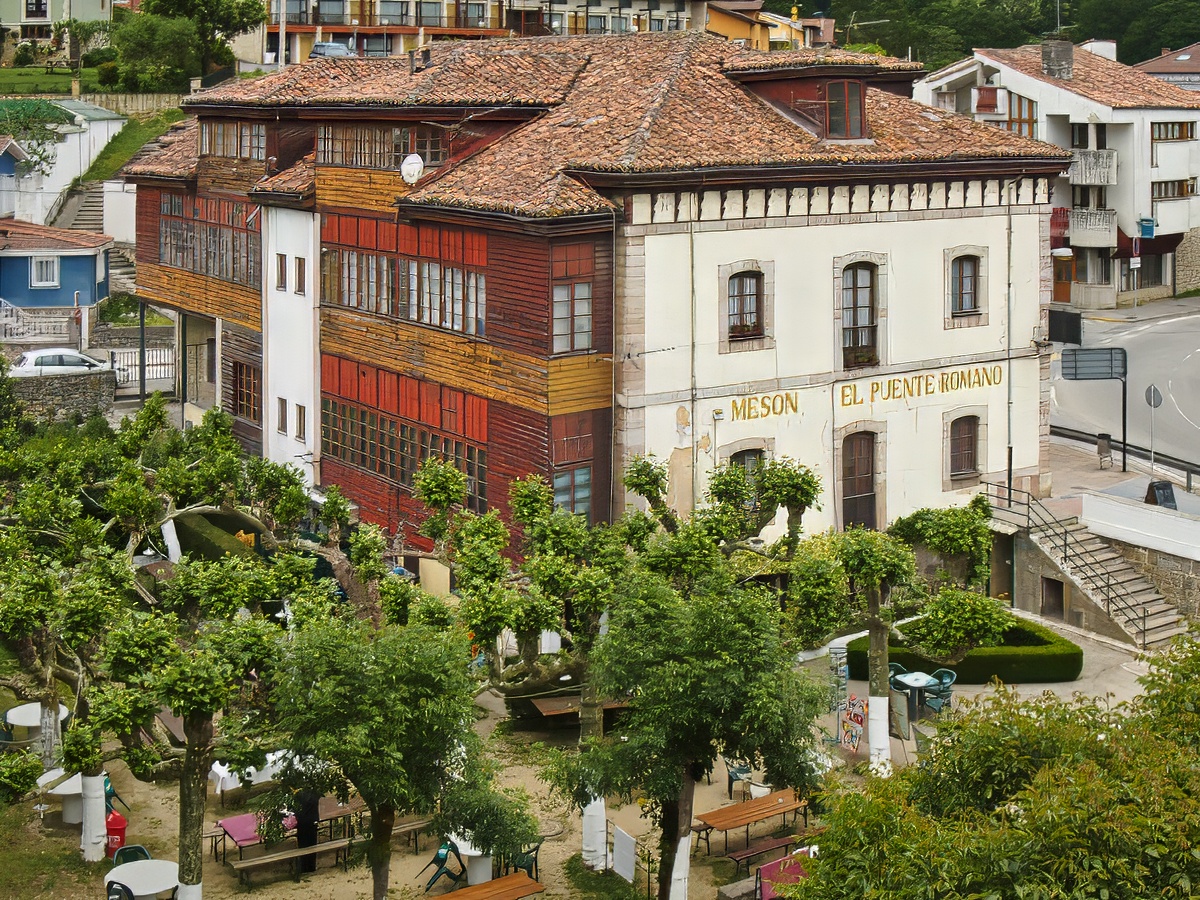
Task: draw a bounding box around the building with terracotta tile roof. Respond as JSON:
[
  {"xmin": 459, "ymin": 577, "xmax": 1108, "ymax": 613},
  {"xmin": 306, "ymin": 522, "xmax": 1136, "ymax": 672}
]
[
  {"xmin": 1135, "ymin": 43, "xmax": 1200, "ymax": 93},
  {"xmin": 916, "ymin": 39, "xmax": 1200, "ymax": 310},
  {"xmin": 128, "ymin": 30, "xmax": 1068, "ymax": 546},
  {"xmin": 0, "ymin": 218, "xmax": 112, "ymax": 315}
]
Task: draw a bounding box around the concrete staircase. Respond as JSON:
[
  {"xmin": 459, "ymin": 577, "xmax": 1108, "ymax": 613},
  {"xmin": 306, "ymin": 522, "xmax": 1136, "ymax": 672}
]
[
  {"xmin": 1028, "ymin": 518, "xmax": 1187, "ymax": 649},
  {"xmin": 71, "ymin": 182, "xmax": 105, "ymax": 232},
  {"xmin": 109, "ymin": 245, "xmax": 137, "ymax": 294}
]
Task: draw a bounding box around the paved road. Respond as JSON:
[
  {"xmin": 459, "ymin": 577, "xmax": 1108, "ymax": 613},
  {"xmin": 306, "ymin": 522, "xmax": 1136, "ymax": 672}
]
[{"xmin": 1052, "ymin": 307, "xmax": 1200, "ymax": 466}]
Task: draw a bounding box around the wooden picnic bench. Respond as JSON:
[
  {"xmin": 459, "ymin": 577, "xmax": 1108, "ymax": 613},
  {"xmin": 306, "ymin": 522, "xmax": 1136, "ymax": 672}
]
[
  {"xmin": 43, "ymin": 59, "xmax": 72, "ymax": 74},
  {"xmin": 696, "ymin": 790, "xmax": 808, "ymax": 855},
  {"xmin": 393, "ymin": 815, "xmax": 432, "ymax": 852},
  {"xmin": 229, "ymin": 836, "xmax": 352, "ymax": 886},
  {"xmin": 726, "ymin": 834, "xmax": 797, "ymax": 877},
  {"xmin": 444, "ymin": 872, "xmax": 545, "ymax": 900}
]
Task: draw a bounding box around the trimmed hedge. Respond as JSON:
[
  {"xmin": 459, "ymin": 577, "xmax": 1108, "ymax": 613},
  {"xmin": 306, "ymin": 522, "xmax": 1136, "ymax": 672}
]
[{"xmin": 845, "ymin": 619, "xmax": 1083, "ymax": 684}]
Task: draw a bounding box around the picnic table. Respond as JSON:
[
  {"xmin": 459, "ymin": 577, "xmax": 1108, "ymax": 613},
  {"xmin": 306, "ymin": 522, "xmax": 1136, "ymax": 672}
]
[
  {"xmin": 318, "ymin": 794, "xmax": 366, "ymax": 839},
  {"xmin": 695, "ymin": 789, "xmax": 808, "ymax": 855},
  {"xmin": 216, "ymin": 810, "xmax": 297, "ymax": 861},
  {"xmin": 44, "ymin": 58, "xmax": 73, "ymax": 74},
  {"xmin": 444, "ymin": 872, "xmax": 544, "ymax": 900}
]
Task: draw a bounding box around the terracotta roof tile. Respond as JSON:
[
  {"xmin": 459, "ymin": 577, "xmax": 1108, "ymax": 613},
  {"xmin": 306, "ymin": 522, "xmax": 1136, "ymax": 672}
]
[
  {"xmin": 134, "ymin": 33, "xmax": 1068, "ymax": 218},
  {"xmin": 0, "ymin": 218, "xmax": 111, "ymax": 250},
  {"xmin": 1134, "ymin": 43, "xmax": 1200, "ymax": 75},
  {"xmin": 978, "ymin": 44, "xmax": 1200, "ymax": 109},
  {"xmin": 123, "ymin": 117, "xmax": 198, "ymax": 179},
  {"xmin": 252, "ymin": 153, "xmax": 315, "ymax": 197},
  {"xmin": 724, "ymin": 46, "xmax": 925, "ymax": 72}
]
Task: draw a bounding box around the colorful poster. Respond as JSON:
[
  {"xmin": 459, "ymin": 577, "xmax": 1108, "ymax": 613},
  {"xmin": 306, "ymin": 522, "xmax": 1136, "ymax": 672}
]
[{"xmin": 840, "ymin": 694, "xmax": 866, "ymax": 753}]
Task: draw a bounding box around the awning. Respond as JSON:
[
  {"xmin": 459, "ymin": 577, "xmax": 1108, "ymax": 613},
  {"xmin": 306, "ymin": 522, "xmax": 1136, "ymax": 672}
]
[{"xmin": 1111, "ymin": 228, "xmax": 1183, "ymax": 259}]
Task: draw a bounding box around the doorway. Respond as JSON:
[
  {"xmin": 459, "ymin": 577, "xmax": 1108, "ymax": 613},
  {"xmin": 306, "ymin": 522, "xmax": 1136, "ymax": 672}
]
[
  {"xmin": 1052, "ymin": 255, "xmax": 1074, "ymax": 303},
  {"xmin": 842, "ymin": 432, "xmax": 876, "ymax": 530},
  {"xmin": 1041, "ymin": 576, "xmax": 1065, "ymax": 620}
]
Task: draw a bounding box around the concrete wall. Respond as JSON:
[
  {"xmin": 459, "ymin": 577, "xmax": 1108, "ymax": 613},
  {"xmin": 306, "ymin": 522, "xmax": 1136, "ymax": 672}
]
[
  {"xmin": 80, "ymin": 94, "xmax": 185, "ymax": 117},
  {"xmin": 1176, "ymin": 227, "xmax": 1200, "ymax": 293},
  {"xmin": 1011, "ymin": 531, "xmax": 1135, "ymax": 645},
  {"xmin": 1106, "ymin": 538, "xmax": 1200, "ymax": 617},
  {"xmin": 10, "ymin": 369, "xmax": 115, "ymax": 421}
]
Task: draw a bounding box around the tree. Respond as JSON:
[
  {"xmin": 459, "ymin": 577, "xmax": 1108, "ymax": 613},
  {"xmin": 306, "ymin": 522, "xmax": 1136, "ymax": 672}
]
[
  {"xmin": 831, "ymin": 527, "xmax": 915, "ymax": 771},
  {"xmin": 270, "ymin": 616, "xmax": 536, "ymax": 900},
  {"xmin": 138, "ymin": 0, "xmax": 265, "ymax": 73},
  {"xmin": 551, "ymin": 570, "xmax": 827, "ymax": 900}
]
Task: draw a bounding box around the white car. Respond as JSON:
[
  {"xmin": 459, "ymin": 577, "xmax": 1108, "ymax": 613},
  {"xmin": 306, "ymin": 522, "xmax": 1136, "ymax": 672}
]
[{"xmin": 7, "ymin": 348, "xmax": 112, "ymax": 377}]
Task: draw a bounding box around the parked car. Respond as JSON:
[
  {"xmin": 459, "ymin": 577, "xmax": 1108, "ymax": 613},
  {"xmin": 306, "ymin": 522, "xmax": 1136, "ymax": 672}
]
[
  {"xmin": 7, "ymin": 348, "xmax": 113, "ymax": 377},
  {"xmin": 308, "ymin": 42, "xmax": 356, "ymax": 59}
]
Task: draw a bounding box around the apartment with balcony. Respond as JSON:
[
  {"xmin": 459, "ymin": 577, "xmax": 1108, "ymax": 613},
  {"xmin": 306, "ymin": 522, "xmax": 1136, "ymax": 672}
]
[
  {"xmin": 0, "ymin": 0, "xmax": 108, "ymax": 42},
  {"xmin": 915, "ymin": 39, "xmax": 1200, "ymax": 309}
]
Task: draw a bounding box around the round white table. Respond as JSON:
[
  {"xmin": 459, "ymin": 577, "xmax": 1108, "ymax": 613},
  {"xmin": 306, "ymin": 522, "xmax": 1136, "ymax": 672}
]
[
  {"xmin": 36, "ymin": 768, "xmax": 83, "ymax": 824},
  {"xmin": 450, "ymin": 833, "xmax": 494, "ymax": 885},
  {"xmin": 5, "ymin": 701, "xmax": 68, "ymax": 728},
  {"xmin": 105, "ymin": 859, "xmax": 179, "ymax": 899}
]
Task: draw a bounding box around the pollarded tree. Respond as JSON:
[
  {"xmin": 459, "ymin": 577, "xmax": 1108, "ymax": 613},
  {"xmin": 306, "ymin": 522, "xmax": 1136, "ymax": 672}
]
[
  {"xmin": 551, "ymin": 566, "xmax": 827, "ymax": 900},
  {"xmin": 271, "ymin": 615, "xmax": 537, "ymax": 900},
  {"xmin": 832, "ymin": 527, "xmax": 916, "ymax": 771}
]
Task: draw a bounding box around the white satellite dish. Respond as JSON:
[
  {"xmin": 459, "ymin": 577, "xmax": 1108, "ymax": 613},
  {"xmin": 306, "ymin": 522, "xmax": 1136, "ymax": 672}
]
[{"xmin": 400, "ymin": 153, "xmax": 425, "ymax": 185}]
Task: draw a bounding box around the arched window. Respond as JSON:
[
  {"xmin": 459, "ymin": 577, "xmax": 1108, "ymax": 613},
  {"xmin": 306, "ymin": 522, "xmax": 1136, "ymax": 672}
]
[
  {"xmin": 728, "ymin": 272, "xmax": 764, "ymax": 339},
  {"xmin": 842, "ymin": 431, "xmax": 876, "ymax": 530},
  {"xmin": 729, "ymin": 448, "xmax": 765, "ymax": 473},
  {"xmin": 842, "ymin": 263, "xmax": 877, "ymax": 368},
  {"xmin": 951, "ymin": 255, "xmax": 980, "ymax": 316},
  {"xmin": 950, "ymin": 416, "xmax": 979, "ymax": 476}
]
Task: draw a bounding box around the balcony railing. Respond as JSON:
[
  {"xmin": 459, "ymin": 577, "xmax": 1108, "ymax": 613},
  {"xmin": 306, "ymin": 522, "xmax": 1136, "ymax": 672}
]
[
  {"xmin": 1068, "ymin": 207, "xmax": 1118, "ymax": 248},
  {"xmin": 271, "ymin": 9, "xmax": 502, "ymax": 27},
  {"xmin": 1069, "ymin": 149, "xmax": 1118, "ymax": 186}
]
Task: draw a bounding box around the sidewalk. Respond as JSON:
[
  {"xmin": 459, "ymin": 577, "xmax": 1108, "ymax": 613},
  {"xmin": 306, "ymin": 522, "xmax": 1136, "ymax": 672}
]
[{"xmin": 1080, "ymin": 293, "xmax": 1200, "ymax": 324}]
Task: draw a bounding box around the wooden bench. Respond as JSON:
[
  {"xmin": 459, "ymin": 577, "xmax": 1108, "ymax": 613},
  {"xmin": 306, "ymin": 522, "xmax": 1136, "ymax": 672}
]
[
  {"xmin": 43, "ymin": 59, "xmax": 72, "ymax": 74},
  {"xmin": 230, "ymin": 837, "xmax": 352, "ymax": 886},
  {"xmin": 726, "ymin": 835, "xmax": 798, "ymax": 877},
  {"xmin": 393, "ymin": 816, "xmax": 431, "ymax": 853}
]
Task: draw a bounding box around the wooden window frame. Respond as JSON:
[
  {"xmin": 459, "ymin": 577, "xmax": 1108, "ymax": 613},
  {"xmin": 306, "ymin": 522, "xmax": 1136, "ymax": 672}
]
[
  {"xmin": 951, "ymin": 255, "xmax": 980, "ymax": 316},
  {"xmin": 727, "ymin": 272, "xmax": 764, "ymax": 340},
  {"xmin": 1151, "ymin": 121, "xmax": 1196, "ymax": 142},
  {"xmin": 949, "ymin": 415, "xmax": 979, "ymax": 476},
  {"xmin": 841, "ymin": 262, "xmax": 878, "ymax": 368},
  {"xmin": 277, "ymin": 397, "xmax": 288, "ymax": 434},
  {"xmin": 276, "ymin": 252, "xmax": 288, "ymax": 291},
  {"xmin": 294, "ymin": 257, "xmax": 306, "ymax": 295},
  {"xmin": 233, "ymin": 362, "xmax": 261, "ymax": 424},
  {"xmin": 295, "ymin": 404, "xmax": 306, "ymax": 441},
  {"xmin": 1002, "ymin": 92, "xmax": 1036, "ymax": 138},
  {"xmin": 826, "ymin": 80, "xmax": 865, "ymax": 139},
  {"xmin": 552, "ymin": 465, "xmax": 592, "ymax": 519},
  {"xmin": 551, "ymin": 242, "xmax": 595, "ymax": 355}
]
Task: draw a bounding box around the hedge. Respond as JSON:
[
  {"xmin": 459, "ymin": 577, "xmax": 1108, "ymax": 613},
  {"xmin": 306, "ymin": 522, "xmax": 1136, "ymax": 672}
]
[{"xmin": 844, "ymin": 619, "xmax": 1083, "ymax": 684}]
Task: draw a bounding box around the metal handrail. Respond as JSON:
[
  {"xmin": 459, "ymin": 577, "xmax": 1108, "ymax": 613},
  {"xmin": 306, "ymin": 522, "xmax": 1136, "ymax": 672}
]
[{"xmin": 983, "ymin": 481, "xmax": 1150, "ymax": 647}]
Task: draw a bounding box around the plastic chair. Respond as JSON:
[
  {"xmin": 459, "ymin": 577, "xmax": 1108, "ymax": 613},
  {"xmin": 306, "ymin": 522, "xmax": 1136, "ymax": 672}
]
[
  {"xmin": 747, "ymin": 781, "xmax": 772, "ymax": 800},
  {"xmin": 419, "ymin": 841, "xmax": 465, "ymax": 891},
  {"xmin": 112, "ymin": 844, "xmax": 152, "ymax": 865},
  {"xmin": 888, "ymin": 662, "xmax": 907, "ymax": 679},
  {"xmin": 506, "ymin": 839, "xmax": 542, "ymax": 880},
  {"xmin": 724, "ymin": 757, "xmax": 752, "ymax": 800},
  {"xmin": 107, "ymin": 882, "xmax": 134, "ymax": 900},
  {"xmin": 930, "ymin": 668, "xmax": 957, "ymax": 697},
  {"xmin": 104, "ymin": 775, "xmax": 130, "ymax": 814}
]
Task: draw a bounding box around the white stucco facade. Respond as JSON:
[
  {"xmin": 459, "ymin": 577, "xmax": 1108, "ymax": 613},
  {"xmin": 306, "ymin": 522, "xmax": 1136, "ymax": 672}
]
[
  {"xmin": 262, "ymin": 206, "xmax": 320, "ymax": 485},
  {"xmin": 914, "ymin": 41, "xmax": 1200, "ymax": 308},
  {"xmin": 614, "ymin": 176, "xmax": 1053, "ymax": 537}
]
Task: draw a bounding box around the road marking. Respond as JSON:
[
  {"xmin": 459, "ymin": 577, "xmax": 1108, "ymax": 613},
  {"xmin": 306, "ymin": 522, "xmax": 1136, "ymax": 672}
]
[{"xmin": 1167, "ymin": 346, "xmax": 1200, "ymax": 433}]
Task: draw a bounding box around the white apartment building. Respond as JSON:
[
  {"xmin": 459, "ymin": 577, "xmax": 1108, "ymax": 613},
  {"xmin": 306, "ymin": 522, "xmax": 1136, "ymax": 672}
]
[{"xmin": 915, "ymin": 40, "xmax": 1200, "ymax": 309}]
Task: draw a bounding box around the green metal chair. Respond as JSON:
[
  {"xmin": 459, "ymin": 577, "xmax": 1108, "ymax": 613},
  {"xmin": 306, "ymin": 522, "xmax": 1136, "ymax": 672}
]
[{"xmin": 112, "ymin": 844, "xmax": 152, "ymax": 865}]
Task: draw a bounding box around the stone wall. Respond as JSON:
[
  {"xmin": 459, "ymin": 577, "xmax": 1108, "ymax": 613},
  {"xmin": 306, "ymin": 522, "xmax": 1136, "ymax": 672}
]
[
  {"xmin": 90, "ymin": 324, "xmax": 174, "ymax": 349},
  {"xmin": 1108, "ymin": 537, "xmax": 1200, "ymax": 617},
  {"xmin": 1175, "ymin": 227, "xmax": 1200, "ymax": 294},
  {"xmin": 11, "ymin": 371, "xmax": 116, "ymax": 422}
]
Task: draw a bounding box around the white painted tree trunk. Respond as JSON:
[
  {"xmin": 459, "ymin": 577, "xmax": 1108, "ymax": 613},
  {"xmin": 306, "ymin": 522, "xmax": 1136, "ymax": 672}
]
[
  {"xmin": 868, "ymin": 693, "xmax": 892, "ymax": 775},
  {"xmin": 581, "ymin": 797, "xmax": 607, "ymax": 870},
  {"xmin": 668, "ymin": 834, "xmax": 690, "ymax": 900},
  {"xmin": 79, "ymin": 774, "xmax": 106, "ymax": 862},
  {"xmin": 39, "ymin": 702, "xmax": 61, "ymax": 769},
  {"xmin": 177, "ymin": 881, "xmax": 202, "ymax": 900}
]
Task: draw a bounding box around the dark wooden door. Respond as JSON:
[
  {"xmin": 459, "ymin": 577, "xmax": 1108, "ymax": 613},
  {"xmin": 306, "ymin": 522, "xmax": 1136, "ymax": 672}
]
[{"xmin": 842, "ymin": 432, "xmax": 876, "ymax": 530}]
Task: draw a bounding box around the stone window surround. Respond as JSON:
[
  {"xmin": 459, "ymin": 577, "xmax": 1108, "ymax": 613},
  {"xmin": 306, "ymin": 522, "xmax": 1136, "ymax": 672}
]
[
  {"xmin": 832, "ymin": 251, "xmax": 888, "ymax": 372},
  {"xmin": 717, "ymin": 258, "xmax": 775, "ymax": 354},
  {"xmin": 833, "ymin": 419, "xmax": 887, "ymax": 530},
  {"xmin": 942, "ymin": 404, "xmax": 988, "ymax": 491},
  {"xmin": 944, "ymin": 245, "xmax": 989, "ymax": 329},
  {"xmin": 716, "ymin": 436, "xmax": 776, "ymax": 464}
]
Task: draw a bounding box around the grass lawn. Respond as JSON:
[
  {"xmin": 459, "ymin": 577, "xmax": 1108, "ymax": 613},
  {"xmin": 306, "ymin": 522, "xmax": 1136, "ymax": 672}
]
[
  {"xmin": 0, "ymin": 804, "xmax": 92, "ymax": 899},
  {"xmin": 0, "ymin": 67, "xmax": 101, "ymax": 95},
  {"xmin": 83, "ymin": 108, "xmax": 186, "ymax": 182}
]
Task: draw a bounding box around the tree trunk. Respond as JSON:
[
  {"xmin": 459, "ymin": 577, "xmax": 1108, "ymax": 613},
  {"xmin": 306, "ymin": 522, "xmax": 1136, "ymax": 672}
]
[
  {"xmin": 177, "ymin": 712, "xmax": 215, "ymax": 900},
  {"xmin": 38, "ymin": 700, "xmax": 61, "ymax": 769},
  {"xmin": 80, "ymin": 772, "xmax": 107, "ymax": 862},
  {"xmin": 656, "ymin": 770, "xmax": 696, "ymax": 900},
  {"xmin": 866, "ymin": 587, "xmax": 891, "ymax": 771},
  {"xmin": 368, "ymin": 803, "xmax": 396, "ymax": 900},
  {"xmin": 578, "ymin": 657, "xmax": 608, "ymax": 869}
]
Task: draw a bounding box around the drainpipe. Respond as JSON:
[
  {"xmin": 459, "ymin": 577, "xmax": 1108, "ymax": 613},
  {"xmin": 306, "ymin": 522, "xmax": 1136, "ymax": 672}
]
[
  {"xmin": 1006, "ymin": 177, "xmax": 1015, "ymax": 501},
  {"xmin": 688, "ymin": 192, "xmax": 698, "ymax": 510}
]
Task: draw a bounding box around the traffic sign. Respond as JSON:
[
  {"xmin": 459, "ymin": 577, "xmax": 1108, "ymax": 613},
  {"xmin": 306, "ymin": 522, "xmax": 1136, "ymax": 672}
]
[
  {"xmin": 1132, "ymin": 236, "xmax": 1141, "ymax": 257},
  {"xmin": 1061, "ymin": 347, "xmax": 1127, "ymax": 380},
  {"xmin": 1130, "ymin": 256, "xmax": 1142, "ymax": 270},
  {"xmin": 1146, "ymin": 384, "xmax": 1163, "ymax": 408}
]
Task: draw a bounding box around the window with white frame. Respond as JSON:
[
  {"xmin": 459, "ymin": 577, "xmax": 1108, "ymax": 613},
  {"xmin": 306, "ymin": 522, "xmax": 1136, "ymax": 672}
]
[
  {"xmin": 717, "ymin": 259, "xmax": 775, "ymax": 354},
  {"xmin": 942, "ymin": 406, "xmax": 987, "ymax": 490},
  {"xmin": 944, "ymin": 245, "xmax": 989, "ymax": 327},
  {"xmin": 30, "ymin": 256, "xmax": 58, "ymax": 288}
]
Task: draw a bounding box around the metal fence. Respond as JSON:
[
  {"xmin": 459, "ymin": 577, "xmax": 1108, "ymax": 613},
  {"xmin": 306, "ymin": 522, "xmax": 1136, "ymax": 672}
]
[{"xmin": 109, "ymin": 346, "xmax": 175, "ymax": 386}]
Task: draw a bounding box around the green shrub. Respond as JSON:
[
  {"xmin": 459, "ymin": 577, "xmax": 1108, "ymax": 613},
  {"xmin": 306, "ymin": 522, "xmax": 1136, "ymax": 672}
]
[
  {"xmin": 13, "ymin": 44, "xmax": 34, "ymax": 68},
  {"xmin": 889, "ymin": 494, "xmax": 993, "ymax": 587},
  {"xmin": 783, "ymin": 533, "xmax": 851, "ymax": 649},
  {"xmin": 96, "ymin": 61, "xmax": 119, "ymax": 89},
  {"xmin": 845, "ymin": 618, "xmax": 1083, "ymax": 684},
  {"xmin": 0, "ymin": 749, "xmax": 42, "ymax": 803},
  {"xmin": 900, "ymin": 587, "xmax": 1016, "ymax": 661},
  {"xmin": 81, "ymin": 47, "xmax": 117, "ymax": 67}
]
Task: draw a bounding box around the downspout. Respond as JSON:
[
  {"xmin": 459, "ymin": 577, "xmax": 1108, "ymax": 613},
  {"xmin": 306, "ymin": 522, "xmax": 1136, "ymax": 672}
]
[
  {"xmin": 689, "ymin": 191, "xmax": 698, "ymax": 509},
  {"xmin": 610, "ymin": 204, "xmax": 618, "ymax": 520},
  {"xmin": 1006, "ymin": 177, "xmax": 1015, "ymax": 500}
]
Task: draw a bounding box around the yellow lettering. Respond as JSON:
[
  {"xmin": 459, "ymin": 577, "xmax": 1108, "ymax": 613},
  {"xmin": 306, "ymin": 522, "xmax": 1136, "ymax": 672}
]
[
  {"xmin": 840, "ymin": 385, "xmax": 855, "ymax": 407},
  {"xmin": 785, "ymin": 392, "xmax": 799, "ymax": 415},
  {"xmin": 925, "ymin": 374, "xmax": 936, "ymax": 395},
  {"xmin": 940, "ymin": 372, "xmax": 950, "ymax": 392},
  {"xmin": 852, "ymin": 384, "xmax": 863, "ymax": 404},
  {"xmin": 732, "ymin": 398, "xmax": 747, "ymax": 421},
  {"xmin": 771, "ymin": 394, "xmax": 785, "ymax": 416},
  {"xmin": 870, "ymin": 381, "xmax": 881, "ymax": 402},
  {"xmin": 746, "ymin": 397, "xmax": 760, "ymax": 419}
]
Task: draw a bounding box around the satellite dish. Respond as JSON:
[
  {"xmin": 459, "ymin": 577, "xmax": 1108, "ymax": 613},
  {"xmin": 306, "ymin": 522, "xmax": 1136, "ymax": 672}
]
[{"xmin": 400, "ymin": 153, "xmax": 424, "ymax": 185}]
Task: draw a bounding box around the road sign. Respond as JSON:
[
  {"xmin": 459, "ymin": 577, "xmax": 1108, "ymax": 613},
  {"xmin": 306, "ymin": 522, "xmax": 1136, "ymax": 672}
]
[
  {"xmin": 1130, "ymin": 256, "xmax": 1142, "ymax": 269},
  {"xmin": 1061, "ymin": 347, "xmax": 1127, "ymax": 380},
  {"xmin": 1146, "ymin": 384, "xmax": 1163, "ymax": 408},
  {"xmin": 1132, "ymin": 236, "xmax": 1141, "ymax": 257}
]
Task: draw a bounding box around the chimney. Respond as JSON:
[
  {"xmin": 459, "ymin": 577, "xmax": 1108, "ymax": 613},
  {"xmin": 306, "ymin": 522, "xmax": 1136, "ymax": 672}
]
[
  {"xmin": 422, "ymin": 47, "xmax": 431, "ymax": 68},
  {"xmin": 1042, "ymin": 39, "xmax": 1074, "ymax": 79}
]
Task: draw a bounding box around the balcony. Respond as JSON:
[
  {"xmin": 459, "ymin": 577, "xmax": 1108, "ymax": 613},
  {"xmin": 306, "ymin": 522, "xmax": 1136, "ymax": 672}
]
[
  {"xmin": 1069, "ymin": 149, "xmax": 1118, "ymax": 186},
  {"xmin": 1068, "ymin": 208, "xmax": 1118, "ymax": 248}
]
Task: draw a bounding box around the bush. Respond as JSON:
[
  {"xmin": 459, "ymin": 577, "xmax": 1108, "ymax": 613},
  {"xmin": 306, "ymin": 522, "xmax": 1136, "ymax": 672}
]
[
  {"xmin": 889, "ymin": 494, "xmax": 993, "ymax": 587},
  {"xmin": 900, "ymin": 587, "xmax": 1016, "ymax": 661},
  {"xmin": 784, "ymin": 533, "xmax": 851, "ymax": 649},
  {"xmin": 96, "ymin": 61, "xmax": 119, "ymax": 89},
  {"xmin": 81, "ymin": 46, "xmax": 117, "ymax": 67},
  {"xmin": 13, "ymin": 43, "xmax": 34, "ymax": 67},
  {"xmin": 845, "ymin": 618, "xmax": 1083, "ymax": 684},
  {"xmin": 0, "ymin": 749, "xmax": 42, "ymax": 803}
]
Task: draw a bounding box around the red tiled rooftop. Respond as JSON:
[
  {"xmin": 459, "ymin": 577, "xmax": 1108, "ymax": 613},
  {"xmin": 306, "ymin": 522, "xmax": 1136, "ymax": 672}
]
[
  {"xmin": 123, "ymin": 117, "xmax": 198, "ymax": 179},
  {"xmin": 136, "ymin": 32, "xmax": 1068, "ymax": 217},
  {"xmin": 1134, "ymin": 43, "xmax": 1200, "ymax": 75},
  {"xmin": 252, "ymin": 153, "xmax": 316, "ymax": 197},
  {"xmin": 978, "ymin": 44, "xmax": 1200, "ymax": 109},
  {"xmin": 0, "ymin": 218, "xmax": 111, "ymax": 250}
]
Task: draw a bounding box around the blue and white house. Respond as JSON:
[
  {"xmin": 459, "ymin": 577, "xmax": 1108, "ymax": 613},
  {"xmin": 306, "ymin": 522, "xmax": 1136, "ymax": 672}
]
[{"xmin": 0, "ymin": 219, "xmax": 110, "ymax": 314}]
